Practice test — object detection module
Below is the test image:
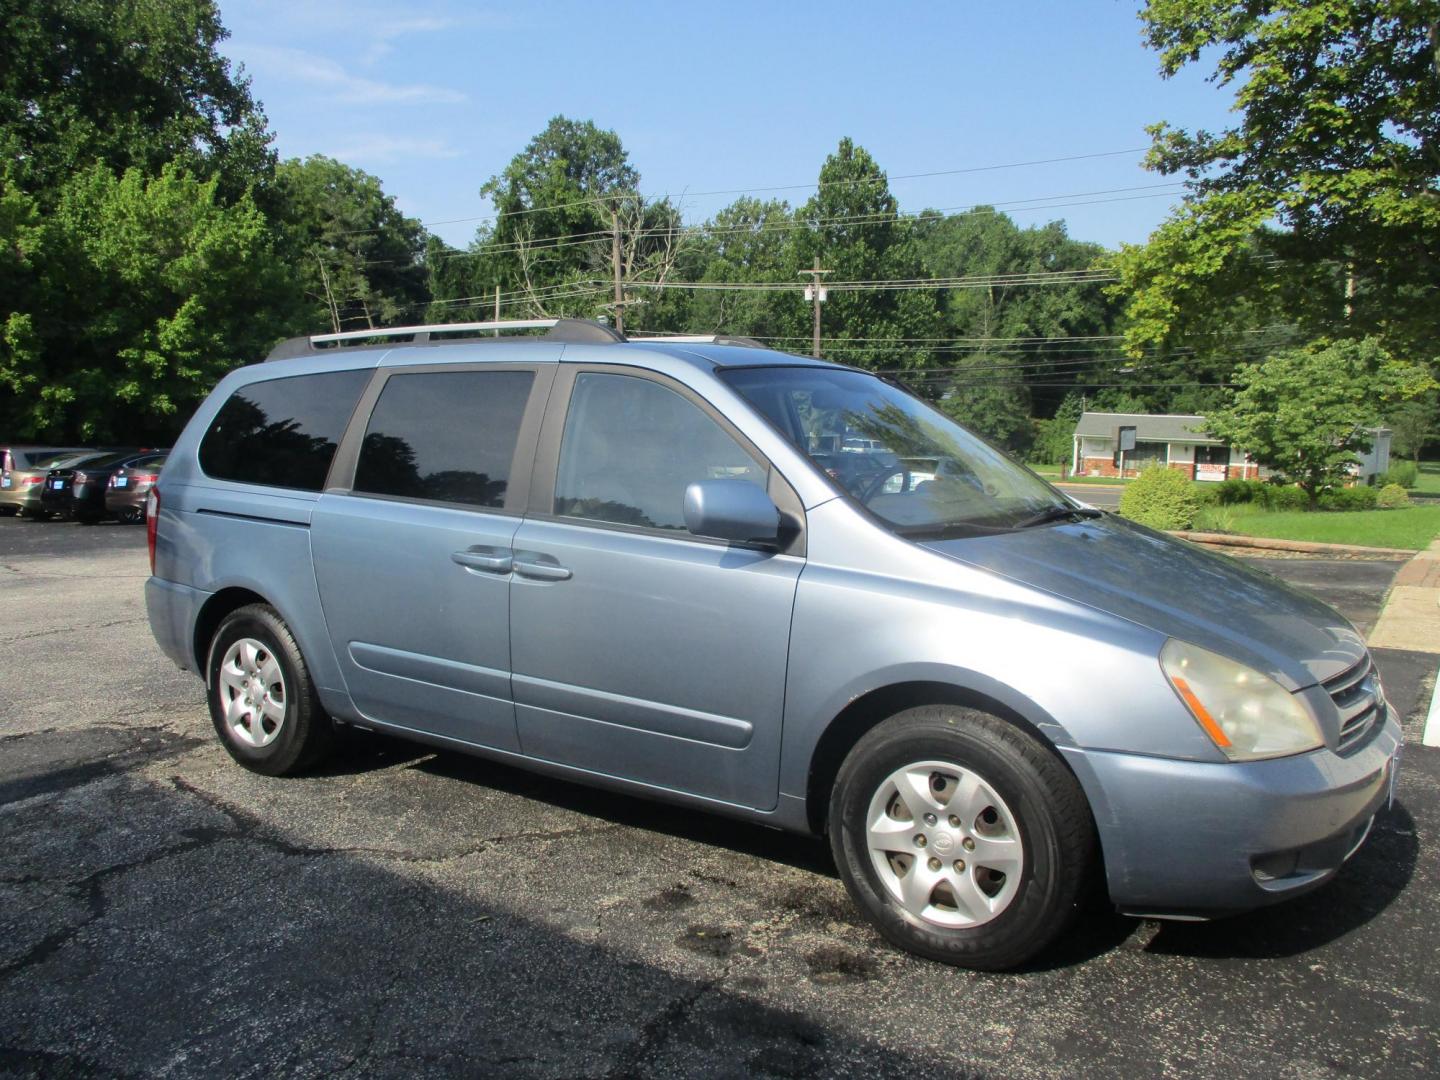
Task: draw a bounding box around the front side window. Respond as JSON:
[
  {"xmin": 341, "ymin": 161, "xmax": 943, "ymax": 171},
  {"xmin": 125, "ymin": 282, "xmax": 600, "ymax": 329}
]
[
  {"xmin": 199, "ymin": 369, "xmax": 370, "ymax": 491},
  {"xmin": 353, "ymin": 370, "xmax": 534, "ymax": 508},
  {"xmin": 554, "ymin": 373, "xmax": 766, "ymax": 531},
  {"xmin": 720, "ymin": 366, "xmax": 1069, "ymax": 537}
]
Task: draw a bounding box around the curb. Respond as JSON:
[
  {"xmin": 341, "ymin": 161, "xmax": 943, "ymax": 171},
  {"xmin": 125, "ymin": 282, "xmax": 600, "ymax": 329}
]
[
  {"xmin": 1368, "ymin": 540, "xmax": 1440, "ymax": 659},
  {"xmin": 1169, "ymin": 531, "xmax": 1412, "ymax": 558}
]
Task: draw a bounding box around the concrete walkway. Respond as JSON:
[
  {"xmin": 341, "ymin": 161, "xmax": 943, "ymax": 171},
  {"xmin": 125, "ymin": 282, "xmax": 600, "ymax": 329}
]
[
  {"xmin": 1368, "ymin": 539, "xmax": 1440, "ymax": 654},
  {"xmin": 1366, "ymin": 539, "xmax": 1440, "ymax": 747}
]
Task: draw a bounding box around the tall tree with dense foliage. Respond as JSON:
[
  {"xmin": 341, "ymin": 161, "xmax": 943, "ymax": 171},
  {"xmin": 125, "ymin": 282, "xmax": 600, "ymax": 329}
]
[
  {"xmin": 4, "ymin": 164, "xmax": 291, "ymax": 441},
  {"xmin": 276, "ymin": 156, "xmax": 428, "ymax": 333},
  {"xmin": 791, "ymin": 138, "xmax": 944, "ymax": 372},
  {"xmin": 0, "ymin": 0, "xmax": 274, "ymax": 204},
  {"xmin": 1205, "ymin": 338, "xmax": 1435, "ymax": 506},
  {"xmin": 0, "ymin": 0, "xmax": 292, "ymax": 441},
  {"xmin": 1116, "ymin": 1, "xmax": 1440, "ymax": 366}
]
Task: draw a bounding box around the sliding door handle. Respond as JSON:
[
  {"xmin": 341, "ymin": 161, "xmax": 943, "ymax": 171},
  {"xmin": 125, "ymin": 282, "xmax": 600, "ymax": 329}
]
[
  {"xmin": 451, "ymin": 548, "xmax": 513, "ymax": 574},
  {"xmin": 512, "ymin": 553, "xmax": 571, "ymax": 581}
]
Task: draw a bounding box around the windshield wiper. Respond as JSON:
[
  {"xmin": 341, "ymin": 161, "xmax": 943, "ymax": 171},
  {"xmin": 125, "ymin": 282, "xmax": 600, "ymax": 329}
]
[{"xmin": 1016, "ymin": 504, "xmax": 1103, "ymax": 529}]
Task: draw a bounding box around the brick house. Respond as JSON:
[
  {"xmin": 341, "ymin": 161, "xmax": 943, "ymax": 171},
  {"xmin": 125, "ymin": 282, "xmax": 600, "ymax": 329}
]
[
  {"xmin": 1069, "ymin": 412, "xmax": 1261, "ymax": 480},
  {"xmin": 1070, "ymin": 411, "xmax": 1393, "ymax": 482}
]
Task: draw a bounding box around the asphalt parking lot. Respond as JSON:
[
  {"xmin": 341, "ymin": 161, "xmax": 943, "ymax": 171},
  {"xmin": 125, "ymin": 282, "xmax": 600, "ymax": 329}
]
[{"xmin": 2, "ymin": 516, "xmax": 1437, "ymax": 1078}]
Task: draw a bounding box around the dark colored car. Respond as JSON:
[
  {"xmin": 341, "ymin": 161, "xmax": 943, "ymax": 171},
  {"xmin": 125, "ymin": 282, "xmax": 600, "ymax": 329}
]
[
  {"xmin": 104, "ymin": 453, "xmax": 169, "ymax": 523},
  {"xmin": 39, "ymin": 450, "xmax": 142, "ymax": 521},
  {"xmin": 1, "ymin": 446, "xmax": 91, "ymax": 517}
]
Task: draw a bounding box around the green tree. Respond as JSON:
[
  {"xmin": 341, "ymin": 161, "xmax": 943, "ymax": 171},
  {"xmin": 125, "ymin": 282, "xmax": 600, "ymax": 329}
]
[
  {"xmin": 475, "ymin": 116, "xmax": 636, "ymax": 308},
  {"xmin": 792, "ymin": 138, "xmax": 944, "ymax": 372},
  {"xmin": 0, "ymin": 0, "xmax": 274, "ymax": 205},
  {"xmin": 642, "ymin": 197, "xmax": 799, "ymax": 338},
  {"xmin": 1387, "ymin": 394, "xmax": 1439, "ymax": 463},
  {"xmin": 275, "ymin": 156, "xmax": 428, "ymax": 333},
  {"xmin": 1117, "ymin": 1, "xmax": 1440, "ymax": 364},
  {"xmin": 2, "ymin": 163, "xmax": 291, "ymax": 441},
  {"xmin": 1206, "ymin": 338, "xmax": 1435, "ymax": 507}
]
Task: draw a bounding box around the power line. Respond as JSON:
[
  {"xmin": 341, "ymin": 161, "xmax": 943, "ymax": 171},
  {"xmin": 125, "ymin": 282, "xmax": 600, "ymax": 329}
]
[
  {"xmin": 348, "ymin": 146, "xmax": 1155, "ymax": 236},
  {"xmin": 403, "ymin": 183, "xmax": 1185, "ymax": 266}
]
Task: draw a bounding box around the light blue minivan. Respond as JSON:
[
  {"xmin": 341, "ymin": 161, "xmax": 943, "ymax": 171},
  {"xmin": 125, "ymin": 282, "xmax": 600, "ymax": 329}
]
[{"xmin": 145, "ymin": 319, "xmax": 1401, "ymax": 969}]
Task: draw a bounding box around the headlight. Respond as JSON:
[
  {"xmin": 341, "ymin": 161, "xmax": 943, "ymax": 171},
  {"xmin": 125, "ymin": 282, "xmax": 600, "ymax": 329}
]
[{"xmin": 1160, "ymin": 639, "xmax": 1324, "ymax": 761}]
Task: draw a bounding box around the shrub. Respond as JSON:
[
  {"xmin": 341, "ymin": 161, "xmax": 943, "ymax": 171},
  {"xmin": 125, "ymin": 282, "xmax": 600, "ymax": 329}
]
[
  {"xmin": 1213, "ymin": 477, "xmax": 1264, "ymax": 505},
  {"xmin": 1319, "ymin": 486, "xmax": 1378, "ymax": 511},
  {"xmin": 1261, "ymin": 484, "xmax": 1310, "ymax": 511},
  {"xmin": 1379, "ymin": 461, "xmax": 1418, "ymax": 488},
  {"xmin": 1376, "ymin": 483, "xmax": 1411, "ymax": 509},
  {"xmin": 1119, "ymin": 465, "xmax": 1201, "ymax": 530}
]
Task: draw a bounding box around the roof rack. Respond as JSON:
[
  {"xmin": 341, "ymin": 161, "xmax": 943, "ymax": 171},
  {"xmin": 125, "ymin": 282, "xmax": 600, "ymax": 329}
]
[
  {"xmin": 627, "ymin": 333, "xmax": 770, "ymax": 349},
  {"xmin": 265, "ymin": 317, "xmax": 624, "ymax": 361}
]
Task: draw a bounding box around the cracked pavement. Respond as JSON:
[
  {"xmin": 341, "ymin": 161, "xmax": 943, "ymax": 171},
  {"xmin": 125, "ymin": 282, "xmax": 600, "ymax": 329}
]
[{"xmin": 1, "ymin": 517, "xmax": 1437, "ymax": 1078}]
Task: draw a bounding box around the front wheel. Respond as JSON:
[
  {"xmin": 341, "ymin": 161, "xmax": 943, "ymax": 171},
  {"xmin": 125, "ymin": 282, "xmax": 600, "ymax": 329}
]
[
  {"xmin": 829, "ymin": 706, "xmax": 1095, "ymax": 970},
  {"xmin": 207, "ymin": 603, "xmax": 335, "ymax": 776}
]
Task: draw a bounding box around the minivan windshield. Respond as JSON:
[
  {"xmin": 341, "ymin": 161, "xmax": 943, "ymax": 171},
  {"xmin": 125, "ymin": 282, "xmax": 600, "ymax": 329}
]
[{"xmin": 720, "ymin": 366, "xmax": 1075, "ymax": 538}]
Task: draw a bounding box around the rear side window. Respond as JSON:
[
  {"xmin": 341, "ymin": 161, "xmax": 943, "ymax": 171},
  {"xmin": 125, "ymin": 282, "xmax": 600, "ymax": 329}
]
[
  {"xmin": 353, "ymin": 370, "xmax": 534, "ymax": 508},
  {"xmin": 199, "ymin": 370, "xmax": 369, "ymax": 491}
]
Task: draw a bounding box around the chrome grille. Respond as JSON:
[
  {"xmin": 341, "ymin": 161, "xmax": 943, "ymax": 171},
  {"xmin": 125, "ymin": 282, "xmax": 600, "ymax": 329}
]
[{"xmin": 1324, "ymin": 657, "xmax": 1380, "ymax": 752}]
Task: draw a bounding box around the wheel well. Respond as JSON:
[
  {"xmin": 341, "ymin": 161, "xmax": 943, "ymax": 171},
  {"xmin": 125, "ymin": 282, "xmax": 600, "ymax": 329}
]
[
  {"xmin": 804, "ymin": 681, "xmax": 1064, "ymax": 835},
  {"xmin": 192, "ymin": 587, "xmax": 269, "ymax": 680}
]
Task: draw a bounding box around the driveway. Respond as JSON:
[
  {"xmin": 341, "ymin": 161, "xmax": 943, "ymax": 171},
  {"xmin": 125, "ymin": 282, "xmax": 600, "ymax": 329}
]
[{"xmin": 1, "ymin": 518, "xmax": 1436, "ymax": 1078}]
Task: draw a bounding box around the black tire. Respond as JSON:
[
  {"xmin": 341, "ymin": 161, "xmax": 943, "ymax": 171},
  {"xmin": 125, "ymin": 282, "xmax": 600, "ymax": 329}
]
[
  {"xmin": 828, "ymin": 705, "xmax": 1095, "ymax": 971},
  {"xmin": 206, "ymin": 603, "xmax": 335, "ymax": 776}
]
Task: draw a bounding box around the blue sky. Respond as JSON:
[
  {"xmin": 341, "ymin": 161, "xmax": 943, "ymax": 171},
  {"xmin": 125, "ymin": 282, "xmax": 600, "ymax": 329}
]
[{"xmin": 216, "ymin": 1, "xmax": 1235, "ymax": 251}]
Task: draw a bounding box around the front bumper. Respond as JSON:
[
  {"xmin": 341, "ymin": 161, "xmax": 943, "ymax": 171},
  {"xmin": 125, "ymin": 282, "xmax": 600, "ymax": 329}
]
[{"xmin": 1077, "ymin": 711, "xmax": 1402, "ymax": 917}]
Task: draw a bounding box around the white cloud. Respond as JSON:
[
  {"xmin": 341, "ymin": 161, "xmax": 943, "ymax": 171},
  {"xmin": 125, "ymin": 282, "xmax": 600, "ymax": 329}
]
[
  {"xmin": 324, "ymin": 133, "xmax": 462, "ymax": 164},
  {"xmin": 237, "ymin": 44, "xmax": 466, "ymax": 105}
]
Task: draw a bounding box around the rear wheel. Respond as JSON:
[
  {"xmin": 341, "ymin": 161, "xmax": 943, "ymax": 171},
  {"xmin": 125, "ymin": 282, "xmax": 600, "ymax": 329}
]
[
  {"xmin": 207, "ymin": 604, "xmax": 335, "ymax": 776},
  {"xmin": 828, "ymin": 705, "xmax": 1095, "ymax": 970}
]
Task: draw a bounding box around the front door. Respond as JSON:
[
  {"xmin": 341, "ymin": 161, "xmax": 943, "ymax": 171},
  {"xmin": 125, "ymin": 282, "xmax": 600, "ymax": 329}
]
[
  {"xmin": 509, "ymin": 369, "xmax": 803, "ymax": 810},
  {"xmin": 312, "ymin": 362, "xmax": 551, "ymax": 750}
]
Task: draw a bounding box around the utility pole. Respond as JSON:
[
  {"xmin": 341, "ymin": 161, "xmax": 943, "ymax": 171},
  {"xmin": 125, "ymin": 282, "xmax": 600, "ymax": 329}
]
[
  {"xmin": 493, "ymin": 285, "xmax": 500, "ymax": 335},
  {"xmin": 798, "ymin": 257, "xmax": 830, "ymax": 358},
  {"xmin": 611, "ymin": 206, "xmax": 625, "ymax": 335}
]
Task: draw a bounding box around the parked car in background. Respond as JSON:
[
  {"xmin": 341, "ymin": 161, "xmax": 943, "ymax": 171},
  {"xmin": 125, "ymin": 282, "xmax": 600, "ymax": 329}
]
[
  {"xmin": 39, "ymin": 449, "xmax": 140, "ymax": 521},
  {"xmin": 1, "ymin": 446, "xmax": 91, "ymax": 517},
  {"xmin": 105, "ymin": 453, "xmax": 169, "ymax": 523}
]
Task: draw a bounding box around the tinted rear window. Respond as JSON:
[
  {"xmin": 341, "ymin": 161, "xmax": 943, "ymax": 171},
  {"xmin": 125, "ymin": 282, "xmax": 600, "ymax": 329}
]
[
  {"xmin": 353, "ymin": 370, "xmax": 534, "ymax": 508},
  {"xmin": 199, "ymin": 370, "xmax": 369, "ymax": 491}
]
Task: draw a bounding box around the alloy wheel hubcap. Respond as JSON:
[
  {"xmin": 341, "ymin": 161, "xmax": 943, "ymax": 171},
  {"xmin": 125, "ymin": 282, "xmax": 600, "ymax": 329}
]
[
  {"xmin": 865, "ymin": 760, "xmax": 1024, "ymax": 928},
  {"xmin": 218, "ymin": 638, "xmax": 286, "ymax": 748}
]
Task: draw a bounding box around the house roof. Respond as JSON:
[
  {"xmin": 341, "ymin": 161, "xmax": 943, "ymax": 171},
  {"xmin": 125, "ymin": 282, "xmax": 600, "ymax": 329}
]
[{"xmin": 1073, "ymin": 412, "xmax": 1222, "ymax": 445}]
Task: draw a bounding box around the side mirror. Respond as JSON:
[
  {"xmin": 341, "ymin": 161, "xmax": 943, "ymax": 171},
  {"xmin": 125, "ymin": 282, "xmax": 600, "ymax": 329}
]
[{"xmin": 683, "ymin": 479, "xmax": 781, "ymax": 545}]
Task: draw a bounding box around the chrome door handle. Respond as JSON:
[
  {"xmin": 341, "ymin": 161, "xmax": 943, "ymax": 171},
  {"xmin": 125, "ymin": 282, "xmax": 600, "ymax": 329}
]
[
  {"xmin": 512, "ymin": 553, "xmax": 571, "ymax": 581},
  {"xmin": 451, "ymin": 548, "xmax": 513, "ymax": 574}
]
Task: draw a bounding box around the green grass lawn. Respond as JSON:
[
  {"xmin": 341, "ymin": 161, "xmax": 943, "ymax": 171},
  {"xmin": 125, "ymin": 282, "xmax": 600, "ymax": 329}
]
[
  {"xmin": 1192, "ymin": 502, "xmax": 1440, "ymax": 550},
  {"xmin": 1411, "ymin": 461, "xmax": 1440, "ymax": 495}
]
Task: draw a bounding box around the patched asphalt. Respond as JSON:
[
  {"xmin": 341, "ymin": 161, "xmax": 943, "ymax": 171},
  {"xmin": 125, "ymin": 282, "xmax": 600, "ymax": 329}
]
[{"xmin": 1, "ymin": 517, "xmax": 1436, "ymax": 1078}]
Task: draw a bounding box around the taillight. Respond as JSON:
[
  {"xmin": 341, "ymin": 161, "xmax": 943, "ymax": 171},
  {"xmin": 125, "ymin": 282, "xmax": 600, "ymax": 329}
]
[
  {"xmin": 146, "ymin": 489, "xmax": 160, "ymax": 574},
  {"xmin": 72, "ymin": 471, "xmax": 88, "ymax": 484},
  {"xmin": 21, "ymin": 476, "xmax": 43, "ymax": 486},
  {"xmin": 107, "ymin": 474, "xmax": 118, "ymax": 488},
  {"xmin": 135, "ymin": 474, "xmax": 158, "ymax": 485}
]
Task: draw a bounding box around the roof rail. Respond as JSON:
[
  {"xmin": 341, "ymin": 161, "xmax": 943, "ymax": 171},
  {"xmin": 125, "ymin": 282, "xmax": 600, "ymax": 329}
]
[
  {"xmin": 628, "ymin": 333, "xmax": 770, "ymax": 349},
  {"xmin": 265, "ymin": 317, "xmax": 625, "ymax": 361}
]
